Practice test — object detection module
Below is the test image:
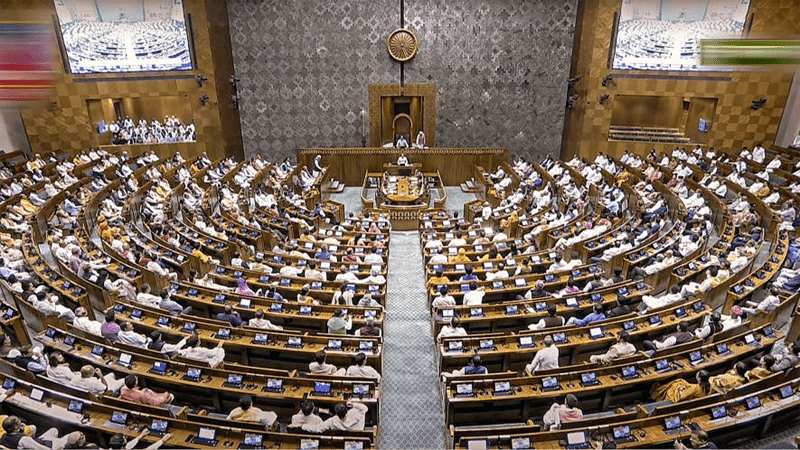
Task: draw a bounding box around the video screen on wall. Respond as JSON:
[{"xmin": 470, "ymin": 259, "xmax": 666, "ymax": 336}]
[
  {"xmin": 612, "ymin": 0, "xmax": 750, "ymax": 71},
  {"xmin": 53, "ymin": 0, "xmax": 192, "ymax": 74}
]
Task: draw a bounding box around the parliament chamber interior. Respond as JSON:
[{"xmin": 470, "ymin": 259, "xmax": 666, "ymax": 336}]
[{"xmin": 1, "ymin": 0, "xmax": 800, "ymax": 449}]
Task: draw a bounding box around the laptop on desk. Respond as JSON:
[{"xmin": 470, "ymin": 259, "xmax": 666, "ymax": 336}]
[
  {"xmin": 492, "ymin": 381, "xmax": 514, "ymax": 396},
  {"xmin": 689, "ymin": 350, "xmax": 705, "ymax": 366},
  {"xmin": 611, "ymin": 425, "xmax": 638, "ymax": 445},
  {"xmin": 565, "ymin": 431, "xmax": 592, "ymax": 449},
  {"xmin": 223, "ymin": 374, "xmax": 243, "ymax": 388},
  {"xmin": 262, "ymin": 378, "xmax": 284, "ymax": 393},
  {"xmin": 193, "ymin": 427, "xmax": 218, "ymax": 447},
  {"xmin": 711, "ymin": 405, "xmax": 727, "ymax": 419},
  {"xmin": 580, "ymin": 372, "xmax": 601, "ymax": 387},
  {"xmin": 448, "ymin": 341, "xmax": 463, "ymax": 352},
  {"xmin": 542, "ymin": 376, "xmax": 562, "ymax": 392},
  {"xmin": 106, "ymin": 411, "xmax": 128, "ymax": 429},
  {"xmin": 663, "ymin": 416, "xmax": 686, "ymax": 436},
  {"xmin": 455, "ymin": 382, "xmax": 476, "ymax": 398},
  {"xmin": 511, "ymin": 437, "xmax": 531, "ymax": 450},
  {"xmin": 621, "ymin": 365, "xmax": 639, "ymax": 381},
  {"xmin": 519, "ymin": 336, "xmax": 534, "ymax": 348},
  {"xmin": 240, "ymin": 434, "xmax": 264, "ymax": 449},
  {"xmin": 149, "ymin": 361, "xmax": 168, "ymax": 376},
  {"xmin": 313, "ymin": 381, "xmax": 332, "ymax": 396},
  {"xmin": 149, "ymin": 419, "xmax": 169, "ymax": 437},
  {"xmin": 655, "ymin": 359, "xmax": 673, "ymax": 374},
  {"xmin": 479, "ymin": 339, "xmax": 496, "ymax": 351},
  {"xmin": 183, "ymin": 368, "xmax": 202, "ymax": 382}
]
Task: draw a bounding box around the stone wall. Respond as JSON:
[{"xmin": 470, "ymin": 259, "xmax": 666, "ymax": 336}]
[{"xmin": 228, "ymin": 0, "xmax": 577, "ymax": 162}]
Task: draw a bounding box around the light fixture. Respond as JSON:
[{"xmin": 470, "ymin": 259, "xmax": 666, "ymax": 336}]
[
  {"xmin": 599, "ymin": 94, "xmax": 610, "ymax": 105},
  {"xmin": 751, "ymin": 98, "xmax": 766, "ymax": 110},
  {"xmin": 602, "ymin": 75, "xmax": 614, "ymax": 87},
  {"xmin": 199, "ymin": 94, "xmax": 209, "ymax": 106},
  {"xmin": 196, "ymin": 75, "xmax": 207, "ymax": 87}
]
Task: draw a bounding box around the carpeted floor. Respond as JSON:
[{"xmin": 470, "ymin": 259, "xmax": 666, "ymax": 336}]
[{"xmin": 380, "ymin": 231, "xmax": 446, "ymax": 449}]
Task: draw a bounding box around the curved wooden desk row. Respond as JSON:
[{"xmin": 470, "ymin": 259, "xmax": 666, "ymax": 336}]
[
  {"xmin": 454, "ymin": 377, "xmax": 800, "ymax": 449},
  {"xmin": 36, "ymin": 329, "xmax": 381, "ymax": 413},
  {"xmin": 429, "ymin": 280, "xmax": 652, "ymax": 337},
  {"xmin": 0, "ymin": 372, "xmax": 377, "ymax": 449},
  {"xmin": 108, "ymin": 301, "xmax": 383, "ymax": 373},
  {"xmin": 208, "ymin": 272, "xmax": 386, "ymax": 305},
  {"xmin": 169, "ymin": 280, "xmax": 386, "ymax": 325},
  {"xmin": 426, "ymin": 265, "xmax": 605, "ymax": 302},
  {"xmin": 443, "ymin": 325, "xmax": 779, "ymax": 426},
  {"xmin": 244, "ymin": 250, "xmax": 389, "ymax": 277},
  {"xmin": 21, "ymin": 238, "xmax": 94, "ymax": 318},
  {"xmin": 726, "ymin": 231, "xmax": 789, "ymax": 306},
  {"xmin": 422, "ymin": 235, "xmax": 533, "ymax": 261},
  {"xmin": 426, "ymin": 259, "xmax": 554, "ymax": 282},
  {"xmin": 449, "ymin": 365, "xmax": 794, "ymax": 444},
  {"xmin": 437, "ymin": 301, "xmax": 709, "ymax": 373}
]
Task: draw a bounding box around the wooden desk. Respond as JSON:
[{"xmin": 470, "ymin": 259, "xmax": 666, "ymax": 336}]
[{"xmin": 298, "ymin": 148, "xmax": 509, "ymax": 186}]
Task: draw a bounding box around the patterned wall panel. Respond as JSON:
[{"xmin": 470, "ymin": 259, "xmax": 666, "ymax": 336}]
[
  {"xmin": 562, "ymin": 0, "xmax": 800, "ymax": 161},
  {"xmin": 228, "ymin": 0, "xmax": 578, "ymax": 162}
]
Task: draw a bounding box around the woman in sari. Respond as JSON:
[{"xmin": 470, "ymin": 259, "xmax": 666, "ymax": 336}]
[
  {"xmin": 710, "ymin": 362, "xmax": 748, "ymax": 394},
  {"xmin": 235, "ymin": 277, "xmax": 257, "ymax": 296},
  {"xmin": 651, "ymin": 370, "xmax": 710, "ymax": 403}
]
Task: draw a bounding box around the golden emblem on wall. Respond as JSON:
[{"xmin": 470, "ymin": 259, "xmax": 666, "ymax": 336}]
[{"xmin": 387, "ymin": 28, "xmax": 418, "ymax": 62}]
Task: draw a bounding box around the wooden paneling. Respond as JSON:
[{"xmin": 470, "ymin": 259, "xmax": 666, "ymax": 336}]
[
  {"xmin": 297, "ymin": 148, "xmax": 508, "ymax": 186},
  {"xmin": 562, "ymin": 0, "xmax": 800, "ymax": 161},
  {"xmin": 610, "ymin": 95, "xmax": 683, "ymax": 128},
  {"xmin": 2, "ymin": 0, "xmax": 242, "ymax": 161}
]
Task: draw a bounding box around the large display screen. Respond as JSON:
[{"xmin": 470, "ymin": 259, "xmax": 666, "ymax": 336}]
[
  {"xmin": 612, "ymin": 0, "xmax": 750, "ymax": 71},
  {"xmin": 53, "ymin": 0, "xmax": 192, "ymax": 74}
]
